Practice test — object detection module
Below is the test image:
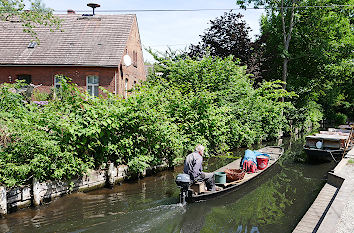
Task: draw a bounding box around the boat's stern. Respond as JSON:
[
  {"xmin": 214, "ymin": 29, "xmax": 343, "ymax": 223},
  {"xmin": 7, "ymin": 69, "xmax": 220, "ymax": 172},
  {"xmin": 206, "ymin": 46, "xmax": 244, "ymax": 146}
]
[{"xmin": 175, "ymin": 174, "xmax": 192, "ymax": 204}]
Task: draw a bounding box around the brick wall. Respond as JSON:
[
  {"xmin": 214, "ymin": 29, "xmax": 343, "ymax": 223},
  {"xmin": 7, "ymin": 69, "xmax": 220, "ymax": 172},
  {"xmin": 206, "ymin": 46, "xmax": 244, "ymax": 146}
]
[
  {"xmin": 118, "ymin": 16, "xmax": 147, "ymax": 97},
  {"xmin": 0, "ymin": 66, "xmax": 117, "ymax": 95}
]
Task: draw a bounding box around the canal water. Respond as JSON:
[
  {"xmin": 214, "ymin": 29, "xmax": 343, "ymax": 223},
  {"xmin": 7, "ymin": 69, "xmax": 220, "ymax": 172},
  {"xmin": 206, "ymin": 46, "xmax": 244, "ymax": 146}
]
[{"xmin": 0, "ymin": 138, "xmax": 335, "ymax": 233}]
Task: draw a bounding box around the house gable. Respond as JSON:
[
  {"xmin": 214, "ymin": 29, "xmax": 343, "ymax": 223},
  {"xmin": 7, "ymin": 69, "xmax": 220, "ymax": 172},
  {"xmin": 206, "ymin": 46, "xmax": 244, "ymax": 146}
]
[{"xmin": 118, "ymin": 16, "xmax": 147, "ymax": 96}]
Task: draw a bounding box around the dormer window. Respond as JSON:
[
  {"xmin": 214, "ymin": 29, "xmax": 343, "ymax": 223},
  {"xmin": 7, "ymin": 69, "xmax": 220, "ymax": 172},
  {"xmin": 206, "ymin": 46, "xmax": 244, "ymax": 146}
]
[{"xmin": 28, "ymin": 41, "xmax": 37, "ymax": 49}]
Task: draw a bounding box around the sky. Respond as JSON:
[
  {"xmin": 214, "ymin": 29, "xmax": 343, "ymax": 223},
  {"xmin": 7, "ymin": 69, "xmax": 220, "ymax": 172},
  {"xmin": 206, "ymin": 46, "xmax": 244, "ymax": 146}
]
[{"xmin": 39, "ymin": 0, "xmax": 265, "ymax": 62}]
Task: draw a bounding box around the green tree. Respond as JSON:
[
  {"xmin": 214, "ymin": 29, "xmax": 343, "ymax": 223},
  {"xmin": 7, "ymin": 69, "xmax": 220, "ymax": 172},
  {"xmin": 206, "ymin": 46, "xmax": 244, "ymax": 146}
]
[
  {"xmin": 237, "ymin": 0, "xmax": 300, "ymax": 91},
  {"xmin": 188, "ymin": 12, "xmax": 252, "ymax": 65},
  {"xmin": 260, "ymin": 0, "xmax": 354, "ymax": 121},
  {"xmin": 187, "ymin": 12, "xmax": 265, "ymax": 80}
]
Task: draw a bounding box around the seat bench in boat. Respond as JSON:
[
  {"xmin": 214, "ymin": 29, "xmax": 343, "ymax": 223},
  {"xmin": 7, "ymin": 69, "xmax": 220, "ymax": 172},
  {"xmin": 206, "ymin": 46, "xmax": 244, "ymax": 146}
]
[{"xmin": 191, "ymin": 182, "xmax": 206, "ymax": 194}]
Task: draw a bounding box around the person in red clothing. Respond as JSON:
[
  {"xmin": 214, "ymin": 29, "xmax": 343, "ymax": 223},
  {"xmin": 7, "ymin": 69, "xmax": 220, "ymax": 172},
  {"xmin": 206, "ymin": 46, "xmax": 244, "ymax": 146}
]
[{"xmin": 183, "ymin": 144, "xmax": 216, "ymax": 191}]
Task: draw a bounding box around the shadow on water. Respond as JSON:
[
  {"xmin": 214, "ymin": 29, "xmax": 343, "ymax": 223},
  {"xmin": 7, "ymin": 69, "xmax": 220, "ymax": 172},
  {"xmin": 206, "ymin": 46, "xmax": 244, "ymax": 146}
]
[{"xmin": 0, "ymin": 137, "xmax": 336, "ymax": 233}]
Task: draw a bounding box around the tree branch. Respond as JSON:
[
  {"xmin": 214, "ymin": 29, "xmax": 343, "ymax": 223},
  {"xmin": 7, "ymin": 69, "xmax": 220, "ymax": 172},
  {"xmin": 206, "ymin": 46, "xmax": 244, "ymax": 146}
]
[
  {"xmin": 281, "ymin": 0, "xmax": 287, "ymax": 45},
  {"xmin": 285, "ymin": 0, "xmax": 297, "ymax": 49}
]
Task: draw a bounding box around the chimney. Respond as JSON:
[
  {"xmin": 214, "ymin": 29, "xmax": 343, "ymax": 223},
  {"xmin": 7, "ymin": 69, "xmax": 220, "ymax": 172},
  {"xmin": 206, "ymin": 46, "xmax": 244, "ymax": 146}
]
[
  {"xmin": 67, "ymin": 9, "xmax": 76, "ymax": 14},
  {"xmin": 87, "ymin": 3, "xmax": 100, "ymax": 15}
]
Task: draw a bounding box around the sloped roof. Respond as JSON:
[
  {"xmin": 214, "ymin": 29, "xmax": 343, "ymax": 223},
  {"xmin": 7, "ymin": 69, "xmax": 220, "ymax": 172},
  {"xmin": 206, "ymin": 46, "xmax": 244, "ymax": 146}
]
[{"xmin": 0, "ymin": 14, "xmax": 136, "ymax": 67}]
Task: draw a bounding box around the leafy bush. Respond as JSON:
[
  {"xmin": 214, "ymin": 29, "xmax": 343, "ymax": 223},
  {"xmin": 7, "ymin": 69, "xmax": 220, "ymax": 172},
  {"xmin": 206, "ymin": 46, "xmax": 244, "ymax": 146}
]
[
  {"xmin": 0, "ymin": 55, "xmax": 300, "ymax": 187},
  {"xmin": 286, "ymin": 100, "xmax": 323, "ymax": 133},
  {"xmin": 334, "ymin": 113, "xmax": 347, "ymax": 125},
  {"xmin": 150, "ymin": 55, "xmax": 296, "ymax": 148},
  {"xmin": 32, "ymin": 89, "xmax": 50, "ymax": 101},
  {"xmin": 0, "ymin": 78, "xmax": 184, "ymax": 186}
]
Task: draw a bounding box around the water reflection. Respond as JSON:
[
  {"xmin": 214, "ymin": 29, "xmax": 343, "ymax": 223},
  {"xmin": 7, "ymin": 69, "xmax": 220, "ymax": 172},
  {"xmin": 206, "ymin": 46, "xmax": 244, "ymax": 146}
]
[
  {"xmin": 0, "ymin": 137, "xmax": 335, "ymax": 233},
  {"xmin": 199, "ymin": 166, "xmax": 289, "ymax": 232}
]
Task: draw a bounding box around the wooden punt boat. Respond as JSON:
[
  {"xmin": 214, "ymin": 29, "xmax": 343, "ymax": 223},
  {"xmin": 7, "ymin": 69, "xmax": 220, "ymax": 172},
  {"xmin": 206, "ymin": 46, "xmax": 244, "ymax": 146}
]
[
  {"xmin": 176, "ymin": 146, "xmax": 284, "ymax": 203},
  {"xmin": 304, "ymin": 130, "xmax": 353, "ymax": 162}
]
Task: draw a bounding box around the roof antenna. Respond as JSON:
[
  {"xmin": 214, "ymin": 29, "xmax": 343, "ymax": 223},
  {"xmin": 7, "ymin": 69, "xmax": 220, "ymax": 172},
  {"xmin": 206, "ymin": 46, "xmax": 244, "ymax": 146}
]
[{"xmin": 87, "ymin": 3, "xmax": 100, "ymax": 15}]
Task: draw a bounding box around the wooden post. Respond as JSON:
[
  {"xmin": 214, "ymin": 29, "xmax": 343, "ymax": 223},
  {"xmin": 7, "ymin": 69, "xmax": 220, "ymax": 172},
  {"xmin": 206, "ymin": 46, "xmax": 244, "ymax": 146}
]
[
  {"xmin": 0, "ymin": 186, "xmax": 7, "ymax": 216},
  {"xmin": 277, "ymin": 138, "xmax": 283, "ymax": 146},
  {"xmin": 118, "ymin": 165, "xmax": 128, "ymax": 178},
  {"xmin": 107, "ymin": 162, "xmax": 117, "ymax": 186},
  {"xmin": 32, "ymin": 179, "xmax": 41, "ymax": 206}
]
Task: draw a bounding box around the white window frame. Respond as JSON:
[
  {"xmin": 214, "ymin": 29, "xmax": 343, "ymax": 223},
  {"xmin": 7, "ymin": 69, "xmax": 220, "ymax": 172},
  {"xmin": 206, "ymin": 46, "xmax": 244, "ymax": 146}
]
[
  {"xmin": 54, "ymin": 75, "xmax": 64, "ymax": 90},
  {"xmin": 86, "ymin": 75, "xmax": 99, "ymax": 97}
]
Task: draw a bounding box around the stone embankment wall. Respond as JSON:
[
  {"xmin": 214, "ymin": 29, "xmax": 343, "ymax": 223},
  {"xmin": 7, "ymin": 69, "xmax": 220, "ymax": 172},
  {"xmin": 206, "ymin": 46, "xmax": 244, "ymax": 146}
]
[{"xmin": 0, "ymin": 162, "xmax": 168, "ymax": 216}]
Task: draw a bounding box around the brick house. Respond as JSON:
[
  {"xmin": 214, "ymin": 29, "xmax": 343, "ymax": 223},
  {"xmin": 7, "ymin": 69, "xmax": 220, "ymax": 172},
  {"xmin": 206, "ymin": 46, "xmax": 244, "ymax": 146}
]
[{"xmin": 0, "ymin": 13, "xmax": 146, "ymax": 97}]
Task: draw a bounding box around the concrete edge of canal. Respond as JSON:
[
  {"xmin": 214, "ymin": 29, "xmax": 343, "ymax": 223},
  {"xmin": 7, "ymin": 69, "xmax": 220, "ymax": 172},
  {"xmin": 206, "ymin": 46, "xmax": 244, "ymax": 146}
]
[
  {"xmin": 293, "ymin": 148, "xmax": 354, "ymax": 233},
  {"xmin": 0, "ymin": 162, "xmax": 169, "ymax": 216}
]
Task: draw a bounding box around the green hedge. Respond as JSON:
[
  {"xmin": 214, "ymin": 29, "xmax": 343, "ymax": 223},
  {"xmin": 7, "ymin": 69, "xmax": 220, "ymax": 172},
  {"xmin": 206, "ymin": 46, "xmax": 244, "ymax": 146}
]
[{"xmin": 0, "ymin": 55, "xmax": 302, "ymax": 187}]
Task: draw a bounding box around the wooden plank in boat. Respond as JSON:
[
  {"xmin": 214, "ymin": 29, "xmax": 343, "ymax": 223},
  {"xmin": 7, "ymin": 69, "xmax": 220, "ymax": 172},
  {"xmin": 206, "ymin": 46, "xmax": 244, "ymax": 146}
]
[
  {"xmin": 319, "ymin": 131, "xmax": 350, "ymax": 136},
  {"xmin": 220, "ymin": 172, "xmax": 258, "ymax": 188},
  {"xmin": 339, "ymin": 124, "xmax": 353, "ymax": 130},
  {"xmin": 328, "ymin": 128, "xmax": 352, "ymax": 134},
  {"xmin": 214, "ymin": 146, "xmax": 282, "ymax": 188},
  {"xmin": 306, "ymin": 134, "xmax": 348, "ymax": 140},
  {"xmin": 214, "ymin": 158, "xmax": 242, "ymax": 173},
  {"xmin": 214, "ymin": 146, "xmax": 282, "ymax": 173}
]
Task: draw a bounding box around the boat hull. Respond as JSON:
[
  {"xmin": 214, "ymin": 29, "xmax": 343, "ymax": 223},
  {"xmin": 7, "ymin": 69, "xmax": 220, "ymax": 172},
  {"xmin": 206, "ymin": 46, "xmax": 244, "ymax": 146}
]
[
  {"xmin": 185, "ymin": 146, "xmax": 284, "ymax": 203},
  {"xmin": 186, "ymin": 164, "xmax": 281, "ymax": 203},
  {"xmin": 304, "ymin": 147, "xmax": 344, "ymax": 162}
]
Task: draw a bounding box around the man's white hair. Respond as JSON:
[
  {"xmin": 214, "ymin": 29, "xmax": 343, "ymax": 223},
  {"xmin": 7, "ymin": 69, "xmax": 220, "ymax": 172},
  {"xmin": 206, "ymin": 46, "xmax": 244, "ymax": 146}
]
[{"xmin": 195, "ymin": 144, "xmax": 205, "ymax": 153}]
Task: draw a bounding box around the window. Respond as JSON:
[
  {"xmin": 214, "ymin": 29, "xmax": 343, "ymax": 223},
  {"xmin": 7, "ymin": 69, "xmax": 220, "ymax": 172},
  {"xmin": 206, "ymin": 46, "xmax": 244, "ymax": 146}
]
[
  {"xmin": 54, "ymin": 75, "xmax": 65, "ymax": 89},
  {"xmin": 133, "ymin": 51, "xmax": 137, "ymax": 67},
  {"xmin": 120, "ymin": 64, "xmax": 123, "ymax": 78},
  {"xmin": 87, "ymin": 75, "xmax": 99, "ymax": 97},
  {"xmin": 17, "ymin": 74, "xmax": 32, "ymax": 84},
  {"xmin": 27, "ymin": 41, "xmax": 37, "ymax": 49},
  {"xmin": 124, "ymin": 78, "xmax": 128, "ymax": 98}
]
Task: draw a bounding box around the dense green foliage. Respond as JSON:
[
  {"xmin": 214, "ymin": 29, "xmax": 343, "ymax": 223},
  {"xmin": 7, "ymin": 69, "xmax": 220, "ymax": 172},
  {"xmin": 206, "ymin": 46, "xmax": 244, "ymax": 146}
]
[
  {"xmin": 188, "ymin": 12, "xmax": 252, "ymax": 64},
  {"xmin": 149, "ymin": 55, "xmax": 296, "ymax": 150},
  {"xmin": 0, "ymin": 79, "xmax": 184, "ymax": 186},
  {"xmin": 236, "ymin": 0, "xmax": 354, "ymax": 123},
  {"xmin": 260, "ymin": 0, "xmax": 353, "ymax": 124},
  {"xmin": 188, "ymin": 12, "xmax": 264, "ymax": 80},
  {"xmin": 0, "ymin": 55, "xmax": 295, "ymax": 187}
]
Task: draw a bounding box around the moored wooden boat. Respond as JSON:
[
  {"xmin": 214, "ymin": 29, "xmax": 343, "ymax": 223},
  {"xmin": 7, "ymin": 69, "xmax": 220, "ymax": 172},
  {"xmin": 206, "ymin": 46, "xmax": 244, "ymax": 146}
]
[
  {"xmin": 304, "ymin": 130, "xmax": 353, "ymax": 162},
  {"xmin": 176, "ymin": 146, "xmax": 284, "ymax": 203}
]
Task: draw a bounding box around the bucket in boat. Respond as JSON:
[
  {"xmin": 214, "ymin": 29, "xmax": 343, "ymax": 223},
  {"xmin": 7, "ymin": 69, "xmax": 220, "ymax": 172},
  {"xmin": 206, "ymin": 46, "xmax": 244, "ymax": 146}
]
[
  {"xmin": 214, "ymin": 172, "xmax": 226, "ymax": 184},
  {"xmin": 256, "ymin": 156, "xmax": 269, "ymax": 170}
]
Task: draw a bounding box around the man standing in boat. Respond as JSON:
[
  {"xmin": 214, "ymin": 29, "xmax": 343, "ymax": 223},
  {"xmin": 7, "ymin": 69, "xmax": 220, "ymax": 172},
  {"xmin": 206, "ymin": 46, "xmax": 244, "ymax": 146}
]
[{"xmin": 183, "ymin": 144, "xmax": 216, "ymax": 191}]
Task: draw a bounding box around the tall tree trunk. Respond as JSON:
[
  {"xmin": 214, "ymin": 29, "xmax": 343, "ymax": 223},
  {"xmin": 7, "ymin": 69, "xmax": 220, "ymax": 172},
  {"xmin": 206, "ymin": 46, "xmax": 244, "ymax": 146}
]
[
  {"xmin": 282, "ymin": 57, "xmax": 288, "ymax": 88},
  {"xmin": 280, "ymin": 0, "xmax": 296, "ymax": 93}
]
